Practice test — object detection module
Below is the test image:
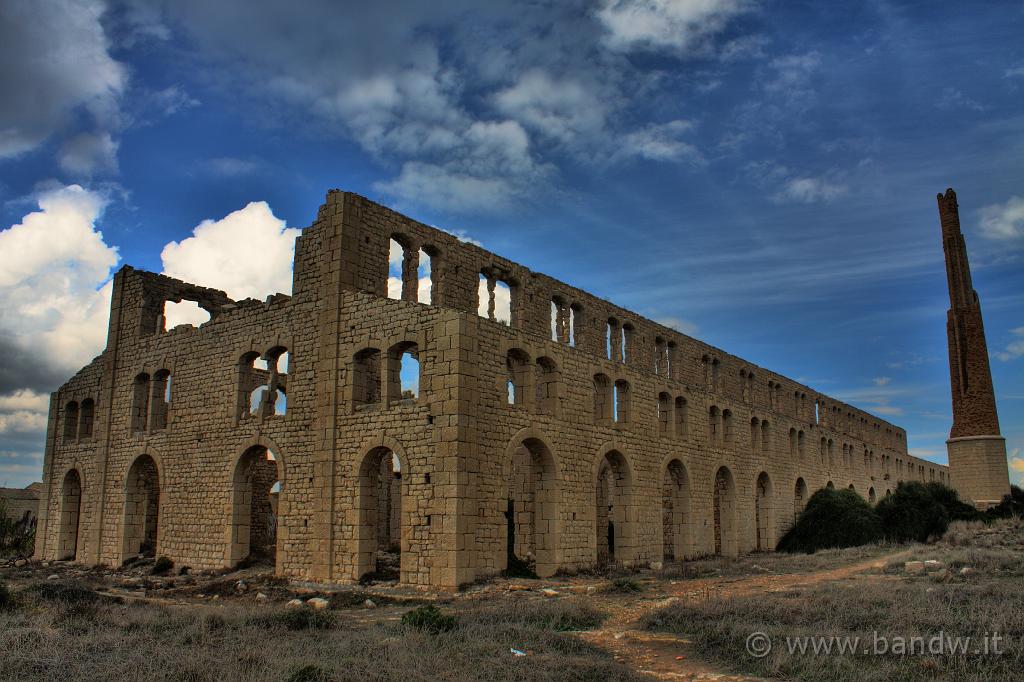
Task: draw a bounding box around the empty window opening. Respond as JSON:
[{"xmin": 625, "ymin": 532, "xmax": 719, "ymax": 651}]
[
  {"xmin": 674, "ymin": 396, "xmax": 688, "ymax": 436},
  {"xmin": 722, "ymin": 409, "xmax": 733, "ymax": 443},
  {"xmin": 63, "ymin": 401, "xmax": 79, "ymax": 443},
  {"xmin": 794, "ymin": 477, "xmax": 808, "ymax": 517},
  {"xmin": 150, "ymin": 369, "xmax": 170, "ymax": 431},
  {"xmin": 550, "ymin": 300, "xmax": 560, "ymax": 342},
  {"xmin": 666, "ymin": 342, "xmax": 676, "ymax": 379},
  {"xmin": 596, "ymin": 450, "xmax": 631, "ymax": 566},
  {"xmin": 353, "ymin": 348, "xmax": 382, "ymax": 410},
  {"xmin": 798, "ymin": 430, "xmax": 806, "ymax": 458},
  {"xmin": 78, "ymin": 398, "xmax": 95, "ymax": 439},
  {"xmin": 417, "ymin": 248, "xmax": 432, "ymax": 304},
  {"xmin": 230, "ymin": 445, "xmax": 282, "ymax": 567},
  {"xmin": 122, "ymin": 454, "xmax": 160, "ymax": 560},
  {"xmin": 606, "ymin": 318, "xmax": 620, "ymax": 361},
  {"xmin": 387, "ymin": 238, "xmax": 404, "ymax": 300},
  {"xmin": 654, "ymin": 338, "xmax": 666, "ymax": 374},
  {"xmin": 535, "ymin": 357, "xmax": 559, "ymax": 415},
  {"xmin": 657, "ymin": 392, "xmax": 671, "ymax": 434},
  {"xmin": 506, "ymin": 438, "xmax": 559, "ymax": 577},
  {"xmin": 761, "ymin": 420, "xmax": 770, "ymax": 452},
  {"xmin": 593, "ymin": 374, "xmax": 612, "ymax": 424},
  {"xmin": 621, "ymin": 324, "xmax": 634, "ymax": 363},
  {"xmin": 614, "ymin": 380, "xmax": 630, "ymax": 423},
  {"xmin": 750, "ymin": 417, "xmax": 760, "ymax": 454},
  {"xmin": 357, "ymin": 447, "xmax": 404, "ymax": 581},
  {"xmin": 131, "ymin": 374, "xmax": 150, "ymax": 433},
  {"xmin": 386, "ymin": 342, "xmax": 421, "ymax": 404},
  {"xmin": 507, "ymin": 349, "xmax": 531, "ymax": 407},
  {"xmin": 477, "ymin": 272, "xmax": 512, "ymax": 325},
  {"xmin": 569, "ymin": 304, "xmax": 581, "ymax": 347},
  {"xmin": 163, "ymin": 299, "xmax": 211, "ymax": 330}
]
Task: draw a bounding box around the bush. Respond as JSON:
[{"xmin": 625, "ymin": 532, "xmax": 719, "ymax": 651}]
[
  {"xmin": 0, "ymin": 580, "xmax": 14, "ymax": 611},
  {"xmin": 777, "ymin": 488, "xmax": 883, "ymax": 553},
  {"xmin": 401, "ymin": 604, "xmax": 457, "ymax": 634},
  {"xmin": 152, "ymin": 556, "xmax": 174, "ymax": 575},
  {"xmin": 0, "ymin": 498, "xmax": 35, "ymax": 558},
  {"xmin": 503, "ymin": 553, "xmax": 538, "ymax": 579},
  {"xmin": 250, "ymin": 607, "xmax": 336, "ymax": 631},
  {"xmin": 27, "ymin": 580, "xmax": 99, "ymax": 605},
  {"xmin": 986, "ymin": 485, "xmax": 1024, "ymax": 519},
  {"xmin": 286, "ymin": 664, "xmax": 332, "ymax": 682},
  {"xmin": 609, "ymin": 577, "xmax": 642, "ymax": 593},
  {"xmin": 876, "ymin": 481, "xmax": 980, "ymax": 543}
]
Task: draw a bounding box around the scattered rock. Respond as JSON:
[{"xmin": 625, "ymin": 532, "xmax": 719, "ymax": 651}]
[
  {"xmin": 586, "ymin": 586, "xmax": 597, "ymax": 595},
  {"xmin": 47, "ymin": 574, "xmax": 60, "ymax": 581},
  {"xmin": 613, "ymin": 632, "xmax": 625, "ymax": 640},
  {"xmin": 363, "ymin": 599, "xmax": 376, "ymax": 608},
  {"xmin": 539, "ymin": 588, "xmax": 559, "ymax": 597},
  {"xmin": 959, "ymin": 567, "xmax": 975, "ymax": 576},
  {"xmin": 923, "ymin": 560, "xmax": 945, "ymax": 571},
  {"xmin": 14, "ymin": 559, "xmax": 27, "ymax": 567},
  {"xmin": 650, "ymin": 561, "xmax": 663, "ymax": 571},
  {"xmin": 904, "ymin": 561, "xmax": 925, "ymax": 575},
  {"xmin": 507, "ymin": 584, "xmax": 531, "ymax": 592},
  {"xmin": 286, "ymin": 599, "xmax": 305, "ymax": 609},
  {"xmin": 307, "ymin": 597, "xmax": 330, "ymax": 610},
  {"xmin": 929, "ymin": 568, "xmax": 949, "ymax": 581},
  {"xmin": 234, "ymin": 580, "xmax": 247, "ymax": 593},
  {"xmin": 255, "ymin": 592, "xmax": 268, "ymax": 602}
]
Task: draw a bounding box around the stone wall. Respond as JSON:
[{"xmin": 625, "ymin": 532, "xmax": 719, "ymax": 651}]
[{"xmin": 35, "ymin": 190, "xmax": 947, "ymax": 588}]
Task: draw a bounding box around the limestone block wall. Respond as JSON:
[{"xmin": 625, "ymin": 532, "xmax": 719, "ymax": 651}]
[{"xmin": 35, "ymin": 188, "xmax": 949, "ymax": 589}]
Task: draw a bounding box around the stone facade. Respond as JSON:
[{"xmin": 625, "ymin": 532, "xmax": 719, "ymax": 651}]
[
  {"xmin": 34, "ymin": 190, "xmax": 946, "ymax": 589},
  {"xmin": 938, "ymin": 188, "xmax": 1011, "ymax": 506}
]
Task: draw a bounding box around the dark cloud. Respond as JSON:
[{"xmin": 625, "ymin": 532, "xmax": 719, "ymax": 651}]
[{"xmin": 0, "ymin": 335, "xmax": 69, "ymax": 394}]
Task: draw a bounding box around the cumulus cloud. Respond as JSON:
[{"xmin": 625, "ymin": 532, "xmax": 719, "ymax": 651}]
[
  {"xmin": 0, "ymin": 184, "xmax": 118, "ymax": 392},
  {"xmin": 617, "ymin": 120, "xmax": 704, "ymax": 164},
  {"xmin": 58, "ymin": 131, "xmax": 120, "ymax": 176},
  {"xmin": 979, "ymin": 196, "xmax": 1024, "ymax": 241},
  {"xmin": 995, "ymin": 327, "xmax": 1024, "ymax": 362},
  {"xmin": 0, "ymin": 0, "xmax": 126, "ymax": 158},
  {"xmin": 596, "ymin": 0, "xmax": 751, "ymax": 53},
  {"xmin": 494, "ymin": 71, "xmax": 607, "ymax": 145},
  {"xmin": 160, "ymin": 202, "xmax": 301, "ymax": 326}
]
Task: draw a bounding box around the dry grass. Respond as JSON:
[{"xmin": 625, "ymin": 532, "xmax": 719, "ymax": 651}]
[
  {"xmin": 645, "ymin": 519, "xmax": 1024, "ymax": 681},
  {"xmin": 0, "ymin": 583, "xmax": 643, "ymax": 682},
  {"xmin": 657, "ymin": 541, "xmax": 901, "ymax": 580}
]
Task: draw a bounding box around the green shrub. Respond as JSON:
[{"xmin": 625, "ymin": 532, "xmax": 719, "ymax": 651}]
[
  {"xmin": 250, "ymin": 608, "xmax": 336, "ymax": 631},
  {"xmin": 986, "ymin": 485, "xmax": 1024, "ymax": 519},
  {"xmin": 609, "ymin": 577, "xmax": 642, "ymax": 593},
  {"xmin": 777, "ymin": 488, "xmax": 883, "ymax": 553},
  {"xmin": 876, "ymin": 481, "xmax": 979, "ymax": 543},
  {"xmin": 0, "ymin": 580, "xmax": 14, "ymax": 611},
  {"xmin": 286, "ymin": 664, "xmax": 332, "ymax": 682},
  {"xmin": 152, "ymin": 556, "xmax": 174, "ymax": 575},
  {"xmin": 401, "ymin": 604, "xmax": 457, "ymax": 634},
  {"xmin": 27, "ymin": 580, "xmax": 99, "ymax": 604}
]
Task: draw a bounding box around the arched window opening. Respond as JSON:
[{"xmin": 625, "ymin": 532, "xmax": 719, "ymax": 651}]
[
  {"xmin": 713, "ymin": 466, "xmax": 737, "ymax": 556},
  {"xmin": 827, "ymin": 439, "xmax": 834, "ymax": 467},
  {"xmin": 666, "ymin": 342, "xmax": 676, "ymax": 379},
  {"xmin": 868, "ymin": 487, "xmax": 876, "ymax": 504},
  {"xmin": 357, "ymin": 447, "xmax": 404, "ymax": 581},
  {"xmin": 606, "ymin": 318, "xmax": 620, "ymax": 361},
  {"xmin": 131, "ymin": 374, "xmax": 150, "ymax": 433},
  {"xmin": 750, "ymin": 417, "xmax": 760, "ymax": 455},
  {"xmin": 620, "ymin": 323, "xmax": 634, "ymax": 363},
  {"xmin": 794, "ymin": 477, "xmax": 808, "ymax": 518},
  {"xmin": 63, "ymin": 401, "xmax": 79, "ymax": 443},
  {"xmin": 506, "ymin": 349, "xmax": 531, "ymax": 407},
  {"xmin": 163, "ymin": 299, "xmax": 211, "ymax": 330},
  {"xmin": 596, "ymin": 450, "xmax": 631, "ymax": 565},
  {"xmin": 657, "ymin": 392, "xmax": 671, "ymax": 434},
  {"xmin": 387, "ymin": 237, "xmax": 407, "ymax": 301},
  {"xmin": 122, "ymin": 455, "xmax": 160, "ymax": 561},
  {"xmin": 593, "ymin": 374, "xmax": 612, "ymax": 425},
  {"xmin": 755, "ymin": 472, "xmax": 774, "ymax": 551},
  {"xmin": 569, "ymin": 304, "xmax": 581, "ymax": 347},
  {"xmin": 761, "ymin": 420, "xmax": 770, "ymax": 452},
  {"xmin": 387, "ymin": 342, "xmax": 421, "ymax": 404},
  {"xmin": 550, "ymin": 300, "xmax": 560, "ymax": 342},
  {"xmin": 654, "ymin": 338, "xmax": 666, "ymax": 375},
  {"xmin": 78, "ymin": 398, "xmax": 95, "ymax": 439},
  {"xmin": 58, "ymin": 469, "xmax": 82, "ymax": 560},
  {"xmin": 722, "ymin": 409, "xmax": 733, "ymax": 443},
  {"xmin": 674, "ymin": 396, "xmax": 688, "ymax": 436},
  {"xmin": 662, "ymin": 460, "xmax": 691, "ymax": 562},
  {"xmin": 708, "ymin": 405, "xmax": 721, "ymax": 444},
  {"xmin": 613, "ymin": 380, "xmax": 630, "ymax": 423},
  {"xmin": 229, "ymin": 446, "xmax": 282, "ymax": 567},
  {"xmin": 826, "ymin": 481, "xmax": 835, "ymax": 489},
  {"xmin": 798, "ymin": 430, "xmax": 806, "ymax": 458},
  {"xmin": 150, "ymin": 369, "xmax": 171, "ymax": 431},
  {"xmin": 506, "ymin": 438, "xmax": 559, "ymax": 577},
  {"xmin": 820, "ymin": 437, "xmax": 827, "ymax": 464},
  {"xmin": 477, "ymin": 271, "xmax": 513, "ymax": 325},
  {"xmin": 353, "ymin": 348, "xmax": 382, "ymax": 410},
  {"xmin": 535, "ymin": 357, "xmax": 559, "ymax": 415},
  {"xmin": 417, "ymin": 247, "xmax": 432, "ymax": 304},
  {"xmin": 789, "ymin": 428, "xmax": 798, "ymax": 457}
]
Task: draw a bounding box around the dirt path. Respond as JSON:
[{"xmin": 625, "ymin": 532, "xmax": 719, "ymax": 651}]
[{"xmin": 579, "ymin": 549, "xmax": 912, "ymax": 681}]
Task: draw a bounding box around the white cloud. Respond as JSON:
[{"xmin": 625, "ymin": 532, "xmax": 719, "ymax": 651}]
[
  {"xmin": 872, "ymin": 376, "xmax": 891, "ymax": 387},
  {"xmin": 0, "ymin": 389, "xmax": 49, "ymax": 413},
  {"xmin": 58, "ymin": 131, "xmax": 119, "ymax": 176},
  {"xmin": 494, "ymin": 71, "xmax": 606, "ymax": 144},
  {"xmin": 773, "ymin": 176, "xmax": 848, "ymax": 204},
  {"xmin": 160, "ymin": 202, "xmax": 301, "ymax": 303},
  {"xmin": 0, "ymin": 0, "xmax": 126, "ymax": 158},
  {"xmin": 1006, "ymin": 65, "xmax": 1024, "ymax": 78},
  {"xmin": 0, "ymin": 410, "xmax": 48, "ymax": 434},
  {"xmin": 0, "ymin": 184, "xmax": 118, "ymax": 388},
  {"xmin": 995, "ymin": 327, "xmax": 1024, "ymax": 362},
  {"xmin": 979, "ymin": 196, "xmax": 1024, "ymax": 241},
  {"xmin": 937, "ymin": 87, "xmax": 987, "ymax": 112},
  {"xmin": 617, "ymin": 120, "xmax": 704, "ymax": 164},
  {"xmin": 1009, "ymin": 451, "xmax": 1024, "ymax": 485},
  {"xmin": 595, "ymin": 0, "xmax": 751, "ymax": 53},
  {"xmin": 655, "ymin": 316, "xmax": 699, "ymax": 335}
]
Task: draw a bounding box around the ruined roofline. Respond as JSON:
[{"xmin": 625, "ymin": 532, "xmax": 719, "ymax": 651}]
[{"xmin": 332, "ymin": 189, "xmax": 911, "ymax": 442}]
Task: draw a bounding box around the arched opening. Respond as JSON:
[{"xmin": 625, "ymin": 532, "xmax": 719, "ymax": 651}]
[
  {"xmin": 63, "ymin": 401, "xmax": 79, "ymax": 443},
  {"xmin": 662, "ymin": 459, "xmax": 691, "ymax": 562},
  {"xmin": 794, "ymin": 477, "xmax": 808, "ymax": 517},
  {"xmin": 535, "ymin": 357, "xmax": 559, "ymax": 415},
  {"xmin": 596, "ymin": 450, "xmax": 632, "ymax": 565},
  {"xmin": 150, "ymin": 369, "xmax": 171, "ymax": 430},
  {"xmin": 593, "ymin": 373, "xmax": 612, "ymax": 424},
  {"xmin": 387, "ymin": 341, "xmax": 421, "ymax": 404},
  {"xmin": 58, "ymin": 469, "xmax": 82, "ymax": 560},
  {"xmin": 417, "ymin": 247, "xmax": 433, "ymax": 304},
  {"xmin": 826, "ymin": 481, "xmax": 835, "ymax": 489},
  {"xmin": 506, "ymin": 349, "xmax": 531, "ymax": 406},
  {"xmin": 613, "ymin": 380, "xmax": 630, "ymax": 423},
  {"xmin": 387, "ymin": 237, "xmax": 405, "ymax": 300},
  {"xmin": 131, "ymin": 373, "xmax": 150, "ymax": 432},
  {"xmin": 353, "ymin": 348, "xmax": 382, "ymax": 410},
  {"xmin": 229, "ymin": 445, "xmax": 283, "ymax": 567},
  {"xmin": 755, "ymin": 472, "xmax": 774, "ymax": 551},
  {"xmin": 674, "ymin": 397, "xmax": 688, "ymax": 436},
  {"xmin": 356, "ymin": 447, "xmax": 404, "ymax": 581},
  {"xmin": 708, "ymin": 405, "xmax": 720, "ymax": 444},
  {"xmin": 658, "ymin": 393, "xmax": 671, "ymax": 434},
  {"xmin": 505, "ymin": 437, "xmax": 560, "ymax": 577},
  {"xmin": 122, "ymin": 454, "xmax": 160, "ymax": 561},
  {"xmin": 713, "ymin": 466, "xmax": 737, "ymax": 557},
  {"xmin": 868, "ymin": 487, "xmax": 876, "ymax": 504},
  {"xmin": 78, "ymin": 398, "xmax": 95, "ymax": 439}
]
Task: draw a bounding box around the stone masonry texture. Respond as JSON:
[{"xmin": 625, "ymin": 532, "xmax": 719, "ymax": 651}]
[{"xmin": 34, "ymin": 190, "xmax": 948, "ymax": 589}]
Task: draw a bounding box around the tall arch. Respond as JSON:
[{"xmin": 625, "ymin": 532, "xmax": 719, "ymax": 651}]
[
  {"xmin": 228, "ymin": 444, "xmax": 283, "ymax": 567},
  {"xmin": 794, "ymin": 477, "xmax": 808, "ymax": 518},
  {"xmin": 504, "ymin": 435, "xmax": 560, "ymax": 577},
  {"xmin": 121, "ymin": 454, "xmax": 161, "ymax": 561},
  {"xmin": 713, "ymin": 466, "xmax": 737, "ymax": 557},
  {"xmin": 662, "ymin": 459, "xmax": 692, "ymax": 562},
  {"xmin": 595, "ymin": 448, "xmax": 634, "ymax": 565},
  {"xmin": 355, "ymin": 446, "xmax": 408, "ymax": 581},
  {"xmin": 755, "ymin": 472, "xmax": 775, "ymax": 551},
  {"xmin": 57, "ymin": 469, "xmax": 83, "ymax": 561}
]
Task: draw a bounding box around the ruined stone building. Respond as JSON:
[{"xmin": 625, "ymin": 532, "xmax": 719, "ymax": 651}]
[
  {"xmin": 938, "ymin": 188, "xmax": 1011, "ymax": 508},
  {"xmin": 34, "ymin": 190, "xmax": 947, "ymax": 589}
]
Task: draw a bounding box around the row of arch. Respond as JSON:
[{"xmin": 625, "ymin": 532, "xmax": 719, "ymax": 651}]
[{"xmin": 62, "ymin": 398, "xmax": 96, "ymax": 443}]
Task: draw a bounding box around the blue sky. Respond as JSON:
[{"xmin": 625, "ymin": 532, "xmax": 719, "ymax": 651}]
[{"xmin": 1, "ymin": 0, "xmax": 1022, "ymax": 489}]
